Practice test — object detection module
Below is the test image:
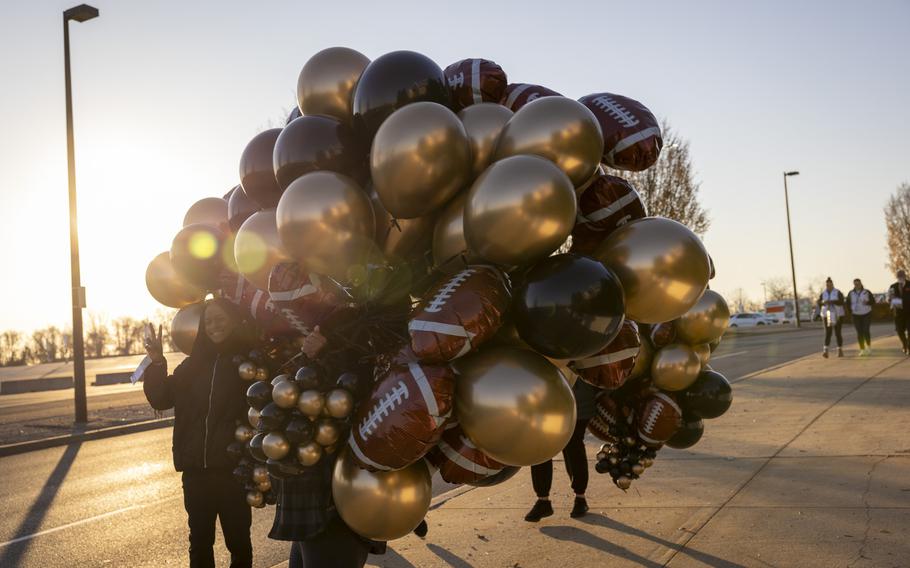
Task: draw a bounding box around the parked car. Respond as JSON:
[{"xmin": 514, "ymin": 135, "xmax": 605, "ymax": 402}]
[{"xmin": 729, "ymin": 312, "xmax": 774, "ymax": 327}]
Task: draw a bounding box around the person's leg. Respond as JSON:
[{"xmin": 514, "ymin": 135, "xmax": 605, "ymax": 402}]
[
  {"xmin": 823, "ymin": 322, "xmax": 833, "ymax": 357},
  {"xmin": 288, "ymin": 542, "xmax": 303, "ymax": 568},
  {"xmin": 215, "ymin": 471, "xmax": 253, "ymax": 568},
  {"xmin": 299, "ymin": 518, "xmax": 370, "ymax": 568},
  {"xmin": 562, "ymin": 419, "xmax": 590, "ymax": 518},
  {"xmin": 526, "ymin": 461, "xmax": 554, "ymax": 521},
  {"xmin": 862, "ymin": 314, "xmax": 873, "ymax": 351},
  {"xmin": 835, "ymin": 320, "xmax": 844, "ymax": 352},
  {"xmin": 853, "ymin": 317, "xmax": 865, "ymax": 350},
  {"xmin": 895, "ymin": 311, "xmax": 908, "ymax": 352},
  {"xmin": 182, "ymin": 471, "xmax": 218, "ymax": 568}
]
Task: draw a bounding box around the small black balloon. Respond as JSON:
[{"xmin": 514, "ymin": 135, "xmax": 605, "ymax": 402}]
[
  {"xmin": 273, "ymin": 115, "xmax": 365, "ymax": 190},
  {"xmin": 295, "ymin": 366, "xmax": 322, "ymax": 390},
  {"xmin": 265, "ymin": 491, "xmax": 278, "ymax": 505},
  {"xmin": 249, "ymin": 433, "xmax": 268, "ymax": 463},
  {"xmin": 680, "ymin": 370, "xmax": 733, "ymax": 419},
  {"xmin": 267, "ymin": 457, "xmax": 307, "ymax": 479},
  {"xmin": 239, "ymin": 128, "xmax": 283, "ymax": 209},
  {"xmin": 248, "ymin": 349, "xmax": 264, "ymax": 363},
  {"xmin": 258, "ymin": 402, "xmax": 291, "ymax": 432},
  {"xmin": 231, "ymin": 355, "xmax": 245, "ymax": 366},
  {"xmin": 286, "ymin": 106, "xmax": 302, "ymax": 125},
  {"xmin": 595, "ymin": 460, "xmax": 610, "ymax": 474},
  {"xmin": 665, "ymin": 415, "xmax": 705, "ymax": 449},
  {"xmin": 227, "ymin": 184, "xmax": 260, "ymax": 233},
  {"xmin": 285, "ymin": 417, "xmax": 316, "ymax": 445},
  {"xmin": 226, "ymin": 442, "xmax": 246, "ymax": 463},
  {"xmin": 246, "ymin": 381, "xmax": 273, "ymax": 411},
  {"xmin": 232, "ymin": 465, "xmax": 251, "ymax": 481},
  {"xmin": 467, "ymin": 466, "xmax": 521, "ymax": 487}
]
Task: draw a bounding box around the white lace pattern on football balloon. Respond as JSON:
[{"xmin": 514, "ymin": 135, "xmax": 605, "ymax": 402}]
[
  {"xmin": 425, "ymin": 269, "xmax": 476, "ymax": 313},
  {"xmin": 590, "ymin": 95, "xmax": 640, "ymax": 128},
  {"xmin": 358, "ymin": 380, "xmax": 409, "ymax": 440}
]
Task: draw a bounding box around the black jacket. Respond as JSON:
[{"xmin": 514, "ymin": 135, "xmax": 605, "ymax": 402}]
[
  {"xmin": 889, "ymin": 281, "xmax": 910, "ymax": 311},
  {"xmin": 144, "ymin": 333, "xmax": 249, "ymax": 471}
]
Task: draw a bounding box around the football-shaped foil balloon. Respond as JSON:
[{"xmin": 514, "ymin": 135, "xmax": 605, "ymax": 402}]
[
  {"xmin": 443, "ymin": 58, "xmax": 508, "ymax": 111},
  {"xmin": 514, "ymin": 254, "xmax": 625, "ymax": 360},
  {"xmin": 650, "ymin": 321, "xmax": 678, "ymax": 349},
  {"xmin": 296, "ymin": 46, "xmax": 370, "ymax": 124},
  {"xmin": 500, "ymin": 83, "xmax": 562, "ymax": 111},
  {"xmin": 170, "ymin": 223, "xmax": 230, "ymax": 290},
  {"xmin": 572, "ymin": 320, "xmax": 640, "ymax": 389},
  {"xmin": 273, "ymin": 115, "xmax": 364, "ymax": 189},
  {"xmin": 145, "ymin": 252, "xmax": 206, "ymax": 308},
  {"xmin": 637, "ymin": 392, "xmax": 682, "ymax": 447},
  {"xmin": 239, "ymin": 128, "xmax": 283, "ymax": 209},
  {"xmin": 679, "ymin": 369, "xmax": 732, "ymax": 419},
  {"xmin": 571, "ymin": 175, "xmax": 647, "ymax": 254},
  {"xmin": 409, "ymin": 265, "xmax": 511, "ymax": 363},
  {"xmin": 578, "ymin": 92, "xmax": 662, "ymax": 171},
  {"xmin": 426, "ymin": 423, "xmax": 506, "ymax": 484},
  {"xmin": 467, "ymin": 465, "xmax": 521, "ymax": 487},
  {"xmin": 267, "ymin": 262, "xmax": 346, "ymax": 337},
  {"xmin": 227, "ymin": 184, "xmax": 260, "ymax": 233}
]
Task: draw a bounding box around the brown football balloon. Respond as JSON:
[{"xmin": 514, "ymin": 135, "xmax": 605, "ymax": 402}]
[
  {"xmin": 426, "ymin": 423, "xmax": 506, "ymax": 484},
  {"xmin": 297, "ymin": 47, "xmax": 370, "ymax": 123},
  {"xmin": 651, "ymin": 344, "xmax": 701, "ymax": 391},
  {"xmin": 578, "ymin": 92, "xmax": 662, "ymax": 172},
  {"xmin": 370, "ymin": 102, "xmax": 471, "ymax": 219},
  {"xmin": 500, "ymin": 83, "xmax": 562, "ymax": 111},
  {"xmin": 458, "ymin": 103, "xmax": 513, "ymax": 178},
  {"xmin": 145, "ymin": 252, "xmax": 206, "ymax": 308},
  {"xmin": 443, "ymin": 58, "xmax": 508, "ymax": 111},
  {"xmin": 572, "ymin": 320, "xmax": 641, "ymax": 389},
  {"xmin": 464, "ymin": 155, "xmax": 576, "ymax": 267},
  {"xmin": 183, "ymin": 197, "xmax": 229, "ymax": 232},
  {"xmin": 493, "ymin": 96, "xmax": 604, "ymax": 188},
  {"xmin": 676, "ymin": 290, "xmax": 730, "ymax": 345},
  {"xmin": 234, "ymin": 210, "xmax": 291, "ymax": 291},
  {"xmin": 171, "ymin": 302, "xmax": 204, "ymax": 355},
  {"xmin": 239, "ymin": 128, "xmax": 283, "ymax": 209},
  {"xmin": 571, "ymin": 175, "xmax": 648, "ymax": 255}
]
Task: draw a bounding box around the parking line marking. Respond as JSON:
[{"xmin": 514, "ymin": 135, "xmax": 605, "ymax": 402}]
[{"xmin": 710, "ymin": 350, "xmax": 749, "ymax": 361}]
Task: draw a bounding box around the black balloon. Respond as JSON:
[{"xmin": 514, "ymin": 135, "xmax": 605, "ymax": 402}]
[
  {"xmin": 665, "ymin": 414, "xmax": 705, "ymax": 449},
  {"xmin": 239, "ymin": 128, "xmax": 283, "ymax": 208},
  {"xmin": 286, "ymin": 106, "xmax": 302, "ymax": 125},
  {"xmin": 467, "ymin": 466, "xmax": 521, "ymax": 487},
  {"xmin": 249, "ymin": 433, "xmax": 268, "ymax": 463},
  {"xmin": 514, "ymin": 253, "xmax": 626, "ymax": 359},
  {"xmin": 226, "ymin": 442, "xmax": 246, "ymax": 463},
  {"xmin": 352, "ymin": 50, "xmax": 451, "ymax": 145},
  {"xmin": 285, "ymin": 416, "xmax": 316, "ymax": 445},
  {"xmin": 258, "ymin": 402, "xmax": 291, "ymax": 432},
  {"xmin": 294, "ymin": 366, "xmax": 323, "ymax": 390},
  {"xmin": 273, "ymin": 115, "xmax": 365, "ymax": 190},
  {"xmin": 228, "ymin": 184, "xmax": 260, "ymax": 233},
  {"xmin": 336, "ymin": 371, "xmax": 363, "ymax": 395},
  {"xmin": 267, "ymin": 457, "xmax": 307, "ymax": 479},
  {"xmin": 246, "ymin": 381, "xmax": 273, "ymax": 411},
  {"xmin": 680, "ymin": 369, "xmax": 732, "ymax": 419},
  {"xmin": 169, "ymin": 223, "xmax": 229, "ymax": 290}
]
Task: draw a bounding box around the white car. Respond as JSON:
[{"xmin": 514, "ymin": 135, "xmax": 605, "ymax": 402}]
[{"xmin": 729, "ymin": 312, "xmax": 774, "ymax": 327}]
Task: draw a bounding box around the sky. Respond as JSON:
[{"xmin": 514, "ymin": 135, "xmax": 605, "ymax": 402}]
[{"xmin": 0, "ymin": 0, "xmax": 908, "ymax": 332}]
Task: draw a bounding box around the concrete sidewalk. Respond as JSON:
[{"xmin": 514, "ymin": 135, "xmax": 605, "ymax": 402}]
[{"xmin": 365, "ymin": 337, "xmax": 910, "ymax": 567}]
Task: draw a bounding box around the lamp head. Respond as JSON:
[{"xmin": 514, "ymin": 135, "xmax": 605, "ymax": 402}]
[{"xmin": 65, "ymin": 4, "xmax": 99, "ymax": 22}]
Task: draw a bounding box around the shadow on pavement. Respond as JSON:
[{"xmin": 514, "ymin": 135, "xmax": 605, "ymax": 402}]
[
  {"xmin": 426, "ymin": 542, "xmax": 473, "ymax": 567},
  {"xmin": 540, "ymin": 524, "xmax": 664, "ymax": 567},
  {"xmin": 0, "ymin": 441, "xmax": 82, "ymax": 566}
]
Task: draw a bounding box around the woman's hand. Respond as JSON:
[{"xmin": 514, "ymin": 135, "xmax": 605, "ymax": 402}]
[
  {"xmin": 144, "ymin": 324, "xmax": 166, "ymax": 364},
  {"xmin": 301, "ymin": 325, "xmax": 328, "ymax": 359}
]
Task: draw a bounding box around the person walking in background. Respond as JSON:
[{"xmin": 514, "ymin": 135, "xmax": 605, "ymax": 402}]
[
  {"xmin": 846, "ymin": 278, "xmax": 875, "ymax": 356},
  {"xmin": 817, "ymin": 277, "xmax": 845, "ymax": 358},
  {"xmin": 888, "ymin": 270, "xmax": 910, "ymax": 355},
  {"xmin": 525, "ymin": 378, "xmax": 599, "ymax": 522}
]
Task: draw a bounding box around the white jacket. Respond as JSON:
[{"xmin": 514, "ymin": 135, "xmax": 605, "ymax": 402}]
[{"xmin": 847, "ymin": 289, "xmax": 873, "ymax": 316}]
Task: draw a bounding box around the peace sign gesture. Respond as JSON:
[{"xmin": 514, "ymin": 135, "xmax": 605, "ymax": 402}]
[{"xmin": 144, "ymin": 323, "xmax": 165, "ymax": 364}]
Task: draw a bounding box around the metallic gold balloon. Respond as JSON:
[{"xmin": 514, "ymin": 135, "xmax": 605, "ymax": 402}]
[
  {"xmin": 276, "ymin": 171, "xmax": 377, "ymax": 282},
  {"xmin": 145, "ymin": 252, "xmax": 206, "ymax": 308},
  {"xmin": 371, "ymin": 102, "xmax": 471, "ymax": 219},
  {"xmin": 255, "ymin": 367, "xmax": 269, "ymax": 382},
  {"xmin": 238, "ymin": 361, "xmax": 257, "ymax": 381},
  {"xmin": 256, "ymin": 479, "xmax": 272, "ymax": 493},
  {"xmin": 651, "ymin": 344, "xmax": 701, "ymax": 391},
  {"xmin": 676, "ymin": 290, "xmax": 730, "ymax": 345},
  {"xmin": 183, "ymin": 197, "xmax": 229, "ymax": 231},
  {"xmin": 297, "ymin": 390, "xmax": 325, "ymax": 418},
  {"xmin": 262, "ymin": 432, "xmax": 291, "ymax": 460},
  {"xmin": 616, "ymin": 476, "xmax": 632, "ymax": 490},
  {"xmin": 693, "ymin": 343, "xmax": 711, "ymax": 368},
  {"xmin": 431, "ymin": 191, "xmax": 480, "ymax": 269},
  {"xmin": 493, "ymin": 96, "xmax": 604, "ymax": 188},
  {"xmin": 629, "ymin": 336, "xmax": 654, "ymax": 380},
  {"xmin": 458, "ymin": 103, "xmax": 513, "ymax": 178},
  {"xmin": 234, "ymin": 424, "xmax": 255, "ymax": 444},
  {"xmin": 380, "ymin": 215, "xmax": 436, "ymax": 262},
  {"xmin": 297, "ymin": 47, "xmax": 370, "ymax": 124},
  {"xmin": 246, "ymin": 491, "xmax": 265, "ymax": 508},
  {"xmin": 271, "ymin": 379, "xmax": 300, "ymax": 409},
  {"xmin": 247, "ymin": 406, "xmax": 261, "ymax": 429},
  {"xmin": 325, "ymin": 388, "xmax": 354, "ymax": 418},
  {"xmin": 171, "ymin": 302, "xmax": 205, "ymax": 355},
  {"xmin": 595, "ymin": 217, "xmax": 711, "ymax": 324},
  {"xmin": 272, "ymin": 373, "xmax": 290, "ymax": 384},
  {"xmin": 332, "ymin": 448, "xmax": 432, "ymax": 541},
  {"xmin": 252, "ymin": 464, "xmax": 270, "ymax": 484},
  {"xmin": 297, "ymin": 442, "xmax": 323, "ymax": 466},
  {"xmin": 464, "ymin": 155, "xmax": 576, "ymax": 266},
  {"xmin": 314, "ymin": 419, "xmax": 341, "ymax": 447},
  {"xmin": 234, "ymin": 210, "xmax": 290, "ymax": 290},
  {"xmin": 454, "ymin": 345, "xmax": 577, "ymax": 466}
]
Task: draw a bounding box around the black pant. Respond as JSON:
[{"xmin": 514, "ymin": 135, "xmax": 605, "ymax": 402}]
[
  {"xmin": 853, "ymin": 313, "xmax": 872, "ymax": 349},
  {"xmin": 895, "ymin": 310, "xmax": 909, "ymax": 350},
  {"xmin": 182, "ymin": 469, "xmax": 253, "ymax": 568},
  {"xmin": 288, "ymin": 517, "xmax": 370, "ymax": 568},
  {"xmin": 824, "ymin": 319, "xmax": 843, "ymax": 347},
  {"xmin": 531, "ymin": 419, "xmax": 590, "ymax": 498}
]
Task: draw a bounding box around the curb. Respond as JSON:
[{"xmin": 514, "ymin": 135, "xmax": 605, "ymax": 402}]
[{"xmin": 0, "ymin": 417, "xmax": 174, "ymax": 458}]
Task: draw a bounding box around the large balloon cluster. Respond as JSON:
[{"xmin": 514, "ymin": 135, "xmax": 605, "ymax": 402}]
[{"xmin": 143, "ymin": 46, "xmax": 733, "ymax": 541}]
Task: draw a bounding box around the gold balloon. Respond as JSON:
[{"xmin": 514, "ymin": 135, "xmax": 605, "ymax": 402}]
[
  {"xmin": 458, "ymin": 102, "xmax": 513, "ymax": 178},
  {"xmin": 371, "ymin": 102, "xmax": 471, "ymax": 219},
  {"xmin": 454, "ymin": 345, "xmax": 577, "ymax": 466},
  {"xmin": 255, "ymin": 367, "xmax": 269, "ymax": 382},
  {"xmin": 325, "ymin": 389, "xmax": 354, "ymax": 418},
  {"xmin": 693, "ymin": 343, "xmax": 711, "ymax": 368},
  {"xmin": 252, "ymin": 465, "xmax": 269, "ymax": 484},
  {"xmin": 651, "ymin": 344, "xmax": 701, "ymax": 391},
  {"xmin": 576, "ymin": 164, "xmax": 606, "ymax": 196},
  {"xmin": 493, "ymin": 96, "xmax": 604, "ymax": 188},
  {"xmin": 171, "ymin": 302, "xmax": 205, "ymax": 355},
  {"xmin": 145, "ymin": 252, "xmax": 206, "ymax": 308},
  {"xmin": 464, "ymin": 155, "xmax": 576, "ymax": 266},
  {"xmin": 297, "ymin": 390, "xmax": 325, "ymax": 418},
  {"xmin": 676, "ymin": 290, "xmax": 731, "ymax": 345},
  {"xmin": 629, "ymin": 336, "xmax": 653, "ymax": 380},
  {"xmin": 315, "ymin": 419, "xmax": 341, "ymax": 447},
  {"xmin": 381, "ymin": 215, "xmax": 436, "ymax": 261},
  {"xmin": 246, "ymin": 491, "xmax": 265, "ymax": 508},
  {"xmin": 256, "ymin": 479, "xmax": 272, "ymax": 493},
  {"xmin": 234, "ymin": 424, "xmax": 255, "ymax": 444},
  {"xmin": 276, "ymin": 171, "xmax": 377, "ymax": 282},
  {"xmin": 247, "ymin": 406, "xmax": 261, "ymax": 429},
  {"xmin": 297, "ymin": 47, "xmax": 370, "ymax": 123},
  {"xmin": 332, "ymin": 448, "xmax": 432, "ymax": 541},
  {"xmin": 183, "ymin": 197, "xmax": 229, "ymax": 230},
  {"xmin": 595, "ymin": 217, "xmax": 711, "ymax": 324},
  {"xmin": 238, "ymin": 361, "xmax": 257, "ymax": 381},
  {"xmin": 431, "ymin": 191, "xmax": 480, "ymax": 270},
  {"xmin": 262, "ymin": 432, "xmax": 291, "ymax": 460},
  {"xmin": 234, "ymin": 210, "xmax": 290, "ymax": 290},
  {"xmin": 272, "ymin": 373, "xmax": 290, "ymax": 385},
  {"xmin": 297, "ymin": 442, "xmax": 323, "ymax": 466},
  {"xmin": 272, "ymin": 379, "xmax": 300, "ymax": 409}
]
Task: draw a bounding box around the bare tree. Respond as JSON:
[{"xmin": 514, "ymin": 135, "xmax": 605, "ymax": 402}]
[
  {"xmin": 112, "ymin": 317, "xmax": 144, "ymax": 355},
  {"xmin": 763, "ymin": 278, "xmax": 792, "ymax": 302},
  {"xmin": 885, "ymin": 182, "xmax": 910, "ymax": 274},
  {"xmin": 0, "ymin": 330, "xmax": 25, "ymax": 366},
  {"xmin": 30, "ymin": 326, "xmax": 64, "ymax": 363},
  {"xmin": 609, "ymin": 120, "xmax": 710, "ymax": 235},
  {"xmin": 86, "ymin": 313, "xmax": 110, "ymax": 359}
]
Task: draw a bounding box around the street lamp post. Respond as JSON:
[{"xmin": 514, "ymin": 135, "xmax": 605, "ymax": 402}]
[
  {"xmin": 64, "ymin": 4, "xmax": 99, "ymax": 424},
  {"xmin": 783, "ymin": 171, "xmax": 801, "ymax": 328}
]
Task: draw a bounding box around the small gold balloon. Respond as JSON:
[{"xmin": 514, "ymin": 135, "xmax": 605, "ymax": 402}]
[
  {"xmin": 371, "ymin": 102, "xmax": 471, "ymax": 219},
  {"xmin": 252, "ymin": 465, "xmax": 270, "ymax": 484},
  {"xmin": 183, "ymin": 197, "xmax": 229, "ymax": 231},
  {"xmin": 458, "ymin": 102, "xmax": 513, "ymax": 178},
  {"xmin": 315, "ymin": 419, "xmax": 341, "ymax": 447},
  {"xmin": 297, "ymin": 47, "xmax": 370, "ymax": 124},
  {"xmin": 234, "ymin": 424, "xmax": 255, "ymax": 444},
  {"xmin": 642, "ymin": 457, "xmax": 654, "ymax": 468},
  {"xmin": 595, "ymin": 217, "xmax": 710, "ymax": 324},
  {"xmin": 255, "ymin": 367, "xmax": 269, "ymax": 382},
  {"xmin": 247, "ymin": 406, "xmax": 261, "ymax": 429},
  {"xmin": 493, "ymin": 96, "xmax": 604, "ymax": 188},
  {"xmin": 332, "ymin": 448, "xmax": 432, "ymax": 541},
  {"xmin": 262, "ymin": 432, "xmax": 291, "ymax": 460},
  {"xmin": 145, "ymin": 252, "xmax": 206, "ymax": 308},
  {"xmin": 631, "ymin": 463, "xmax": 645, "ymax": 476},
  {"xmin": 272, "ymin": 380, "xmax": 301, "ymax": 409},
  {"xmin": 455, "ymin": 345, "xmax": 577, "ymax": 467},
  {"xmin": 276, "ymin": 171, "xmax": 377, "ymax": 282},
  {"xmin": 234, "ymin": 210, "xmax": 290, "ymax": 291},
  {"xmin": 325, "ymin": 388, "xmax": 354, "ymax": 418},
  {"xmin": 256, "ymin": 479, "xmax": 272, "ymax": 493},
  {"xmin": 431, "ymin": 191, "xmax": 480, "ymax": 270},
  {"xmin": 238, "ymin": 361, "xmax": 257, "ymax": 381},
  {"xmin": 464, "ymin": 155, "xmax": 576, "ymax": 267},
  {"xmin": 651, "ymin": 344, "xmax": 701, "ymax": 391},
  {"xmin": 676, "ymin": 290, "xmax": 731, "ymax": 345},
  {"xmin": 297, "ymin": 390, "xmax": 325, "ymax": 418},
  {"xmin": 692, "ymin": 343, "xmax": 711, "ymax": 368},
  {"xmin": 616, "ymin": 476, "xmax": 633, "ymax": 490},
  {"xmin": 246, "ymin": 490, "xmax": 265, "ymax": 508},
  {"xmin": 171, "ymin": 302, "xmax": 205, "ymax": 355},
  {"xmin": 297, "ymin": 442, "xmax": 323, "ymax": 466},
  {"xmin": 629, "ymin": 338, "xmax": 654, "ymax": 380}
]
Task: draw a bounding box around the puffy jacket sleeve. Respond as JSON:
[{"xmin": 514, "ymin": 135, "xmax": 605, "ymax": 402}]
[{"xmin": 143, "ymin": 358, "xmax": 188, "ymax": 411}]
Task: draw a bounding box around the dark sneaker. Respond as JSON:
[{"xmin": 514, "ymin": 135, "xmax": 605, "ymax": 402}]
[
  {"xmin": 838, "ymin": 348, "xmax": 844, "ymax": 358},
  {"xmin": 413, "ymin": 519, "xmax": 428, "ymax": 538},
  {"xmin": 822, "ymin": 349, "xmax": 829, "ymax": 359},
  {"xmin": 570, "ymin": 497, "xmax": 589, "ymax": 518},
  {"xmin": 524, "ymin": 499, "xmax": 553, "ymax": 522}
]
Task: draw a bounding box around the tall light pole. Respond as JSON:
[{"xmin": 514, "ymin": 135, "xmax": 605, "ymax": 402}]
[
  {"xmin": 64, "ymin": 4, "xmax": 99, "ymax": 424},
  {"xmin": 783, "ymin": 171, "xmax": 801, "ymax": 328}
]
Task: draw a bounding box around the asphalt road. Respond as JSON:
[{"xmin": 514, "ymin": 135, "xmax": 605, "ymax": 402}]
[{"xmin": 0, "ymin": 323, "xmax": 899, "ymax": 567}]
